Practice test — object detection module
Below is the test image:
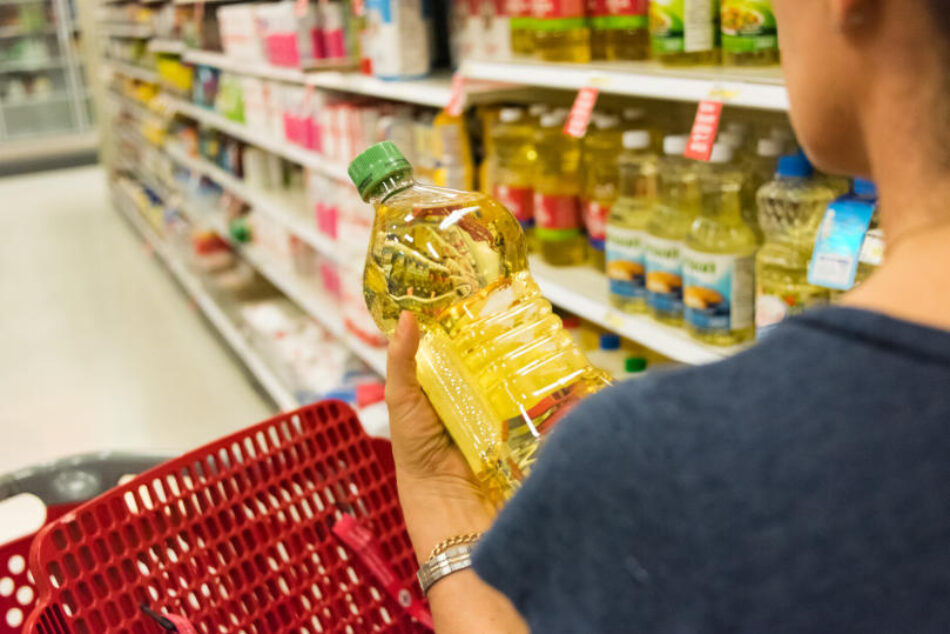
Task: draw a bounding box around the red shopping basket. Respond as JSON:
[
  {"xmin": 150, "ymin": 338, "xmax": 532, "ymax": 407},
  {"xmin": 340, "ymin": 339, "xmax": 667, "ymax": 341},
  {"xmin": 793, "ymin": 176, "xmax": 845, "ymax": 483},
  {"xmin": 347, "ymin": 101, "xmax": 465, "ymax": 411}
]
[
  {"xmin": 22, "ymin": 400, "xmax": 431, "ymax": 634},
  {"xmin": 0, "ymin": 454, "xmax": 172, "ymax": 634}
]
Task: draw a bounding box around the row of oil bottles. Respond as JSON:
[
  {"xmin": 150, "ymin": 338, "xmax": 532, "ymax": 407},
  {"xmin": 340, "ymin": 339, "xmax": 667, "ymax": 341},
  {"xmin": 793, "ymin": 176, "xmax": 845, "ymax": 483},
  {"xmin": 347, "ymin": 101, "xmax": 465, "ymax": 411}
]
[{"xmin": 480, "ymin": 105, "xmax": 879, "ymax": 347}]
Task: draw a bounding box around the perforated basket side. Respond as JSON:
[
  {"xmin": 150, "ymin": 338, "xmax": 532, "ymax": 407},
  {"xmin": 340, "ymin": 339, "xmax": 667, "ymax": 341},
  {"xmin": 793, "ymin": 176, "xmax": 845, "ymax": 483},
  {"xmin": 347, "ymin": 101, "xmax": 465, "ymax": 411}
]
[{"xmin": 24, "ymin": 401, "xmax": 428, "ymax": 634}]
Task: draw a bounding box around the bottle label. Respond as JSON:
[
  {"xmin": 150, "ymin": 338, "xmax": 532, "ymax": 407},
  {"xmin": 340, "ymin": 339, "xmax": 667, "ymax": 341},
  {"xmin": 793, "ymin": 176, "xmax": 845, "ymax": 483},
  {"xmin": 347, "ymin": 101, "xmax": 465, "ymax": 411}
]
[
  {"xmin": 650, "ymin": 0, "xmax": 717, "ymax": 54},
  {"xmin": 606, "ymin": 226, "xmax": 647, "ymax": 299},
  {"xmin": 583, "ymin": 200, "xmax": 610, "ymax": 250},
  {"xmin": 535, "ymin": 193, "xmax": 583, "ymax": 240},
  {"xmin": 494, "ymin": 184, "xmax": 535, "ymax": 227},
  {"xmin": 755, "ymin": 289, "xmax": 828, "ymax": 339},
  {"xmin": 588, "ymin": 0, "xmax": 648, "ymax": 28},
  {"xmin": 509, "ymin": 0, "xmax": 534, "ymax": 18},
  {"xmin": 645, "ymin": 235, "xmax": 684, "ymax": 314},
  {"xmin": 531, "ymin": 0, "xmax": 585, "ymax": 19},
  {"xmin": 808, "ymin": 197, "xmax": 875, "ymax": 291},
  {"xmin": 721, "ymin": 0, "xmax": 778, "ymax": 53},
  {"xmin": 683, "ymin": 250, "xmax": 754, "ymax": 333}
]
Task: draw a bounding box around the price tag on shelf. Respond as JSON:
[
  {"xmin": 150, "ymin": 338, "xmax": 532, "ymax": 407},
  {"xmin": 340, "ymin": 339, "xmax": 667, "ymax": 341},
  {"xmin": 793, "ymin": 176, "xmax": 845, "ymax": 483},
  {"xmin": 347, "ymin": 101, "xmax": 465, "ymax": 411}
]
[
  {"xmin": 684, "ymin": 100, "xmax": 723, "ymax": 161},
  {"xmin": 445, "ymin": 72, "xmax": 467, "ymax": 117},
  {"xmin": 564, "ymin": 86, "xmax": 600, "ymax": 138}
]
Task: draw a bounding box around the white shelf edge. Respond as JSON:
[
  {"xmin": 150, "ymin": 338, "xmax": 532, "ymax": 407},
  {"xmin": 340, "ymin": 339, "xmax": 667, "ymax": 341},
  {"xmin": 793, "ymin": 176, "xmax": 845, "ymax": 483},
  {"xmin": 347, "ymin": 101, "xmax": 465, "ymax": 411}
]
[
  {"xmin": 305, "ymin": 71, "xmax": 455, "ymax": 108},
  {"xmin": 183, "ymin": 49, "xmax": 310, "ymax": 83},
  {"xmin": 163, "ymin": 144, "xmax": 342, "ymax": 265},
  {"xmin": 112, "ymin": 180, "xmax": 299, "ymax": 411},
  {"xmin": 148, "ymin": 38, "xmax": 185, "ymax": 54},
  {"xmin": 108, "ymin": 60, "xmax": 160, "ymax": 84},
  {"xmin": 162, "ymin": 95, "xmax": 350, "ymax": 181},
  {"xmin": 528, "ymin": 255, "xmax": 747, "ymax": 365},
  {"xmin": 100, "ymin": 23, "xmax": 154, "ymax": 38},
  {"xmin": 462, "ymin": 59, "xmax": 790, "ymax": 111}
]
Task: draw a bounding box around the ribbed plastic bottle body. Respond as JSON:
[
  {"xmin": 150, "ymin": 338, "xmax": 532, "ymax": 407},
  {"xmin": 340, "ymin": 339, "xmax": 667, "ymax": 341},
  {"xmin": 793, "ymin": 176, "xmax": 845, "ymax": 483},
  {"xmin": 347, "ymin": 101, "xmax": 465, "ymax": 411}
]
[
  {"xmin": 534, "ymin": 124, "xmax": 587, "ymax": 266},
  {"xmin": 363, "ymin": 178, "xmax": 610, "ymax": 501}
]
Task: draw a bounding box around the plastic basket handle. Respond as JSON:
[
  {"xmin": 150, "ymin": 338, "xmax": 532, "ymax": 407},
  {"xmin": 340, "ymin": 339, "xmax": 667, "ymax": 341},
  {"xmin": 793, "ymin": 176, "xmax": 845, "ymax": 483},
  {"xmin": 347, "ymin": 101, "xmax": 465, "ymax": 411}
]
[{"xmin": 0, "ymin": 452, "xmax": 175, "ymax": 507}]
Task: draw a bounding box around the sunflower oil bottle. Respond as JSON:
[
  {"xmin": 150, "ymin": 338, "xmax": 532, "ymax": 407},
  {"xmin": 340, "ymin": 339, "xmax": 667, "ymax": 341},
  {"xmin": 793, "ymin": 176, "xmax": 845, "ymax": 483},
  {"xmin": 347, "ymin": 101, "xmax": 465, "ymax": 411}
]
[
  {"xmin": 645, "ymin": 135, "xmax": 701, "ymax": 325},
  {"xmin": 477, "ymin": 105, "xmax": 504, "ymax": 195},
  {"xmin": 586, "ymin": 0, "xmax": 608, "ymax": 59},
  {"xmin": 606, "ymin": 130, "xmax": 658, "ymax": 312},
  {"xmin": 740, "ymin": 137, "xmax": 782, "ymax": 239},
  {"xmin": 650, "ymin": 0, "xmax": 721, "ymax": 65},
  {"xmin": 591, "ymin": 0, "xmax": 650, "ymax": 60},
  {"xmin": 534, "ymin": 111, "xmax": 587, "ymax": 266},
  {"xmin": 532, "ymin": 0, "xmax": 592, "ymax": 63},
  {"xmin": 490, "ymin": 107, "xmax": 538, "ymax": 246},
  {"xmin": 431, "ymin": 110, "xmax": 474, "ymax": 191},
  {"xmin": 721, "ymin": 0, "xmax": 780, "ymax": 66},
  {"xmin": 509, "ymin": 0, "xmax": 536, "ymax": 55},
  {"xmin": 351, "ymin": 141, "xmax": 612, "ymax": 501},
  {"xmin": 581, "ymin": 113, "xmax": 622, "ymax": 271},
  {"xmin": 755, "ymin": 153, "xmax": 838, "ymax": 337},
  {"xmin": 683, "ymin": 143, "xmax": 758, "ymax": 345}
]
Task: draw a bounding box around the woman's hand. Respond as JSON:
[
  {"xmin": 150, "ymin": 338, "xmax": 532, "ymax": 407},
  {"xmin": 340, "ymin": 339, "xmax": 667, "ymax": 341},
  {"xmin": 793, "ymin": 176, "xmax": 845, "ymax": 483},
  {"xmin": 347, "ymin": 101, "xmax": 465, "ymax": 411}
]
[{"xmin": 386, "ymin": 312, "xmax": 496, "ymax": 562}]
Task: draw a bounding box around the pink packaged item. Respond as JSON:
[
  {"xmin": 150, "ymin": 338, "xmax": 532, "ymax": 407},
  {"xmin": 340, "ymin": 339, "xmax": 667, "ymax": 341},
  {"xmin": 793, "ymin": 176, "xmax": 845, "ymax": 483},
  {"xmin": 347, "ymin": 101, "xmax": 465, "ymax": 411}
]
[
  {"xmin": 257, "ymin": 1, "xmax": 320, "ymax": 68},
  {"xmin": 316, "ymin": 0, "xmax": 348, "ymax": 59}
]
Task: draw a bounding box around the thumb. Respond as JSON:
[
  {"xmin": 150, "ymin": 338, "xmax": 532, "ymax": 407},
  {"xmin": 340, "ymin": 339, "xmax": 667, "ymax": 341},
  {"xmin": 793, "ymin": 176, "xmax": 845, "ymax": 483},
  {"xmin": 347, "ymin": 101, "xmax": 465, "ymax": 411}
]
[{"xmin": 387, "ymin": 312, "xmax": 422, "ymax": 402}]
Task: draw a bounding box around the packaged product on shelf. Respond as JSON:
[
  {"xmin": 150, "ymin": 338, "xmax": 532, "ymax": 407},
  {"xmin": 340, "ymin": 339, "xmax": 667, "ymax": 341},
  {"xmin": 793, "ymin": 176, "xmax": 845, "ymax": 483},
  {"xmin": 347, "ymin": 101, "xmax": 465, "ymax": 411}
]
[
  {"xmin": 336, "ymin": 182, "xmax": 385, "ymax": 346},
  {"xmin": 607, "ymin": 129, "xmax": 658, "ymax": 313},
  {"xmin": 432, "ymin": 110, "xmax": 475, "ymax": 190},
  {"xmin": 742, "ymin": 136, "xmax": 782, "ymax": 239},
  {"xmin": 683, "ymin": 143, "xmax": 757, "ymax": 345},
  {"xmin": 588, "ymin": 0, "xmax": 650, "ymax": 61},
  {"xmin": 480, "ymin": 0, "xmax": 514, "ymax": 60},
  {"xmin": 532, "ymin": 0, "xmax": 591, "ymax": 63},
  {"xmin": 581, "ymin": 112, "xmax": 622, "ymax": 271},
  {"xmin": 755, "ymin": 153, "xmax": 838, "ymax": 338},
  {"xmin": 214, "ymin": 73, "xmax": 245, "ymax": 123},
  {"xmin": 533, "ymin": 110, "xmax": 587, "ymax": 266},
  {"xmin": 490, "ymin": 107, "xmax": 537, "ymax": 238},
  {"xmin": 255, "ymin": 1, "xmax": 322, "ymax": 68},
  {"xmin": 281, "ymin": 85, "xmax": 322, "ymax": 150},
  {"xmin": 192, "ymin": 65, "xmax": 220, "ymax": 109},
  {"xmin": 645, "ymin": 135, "xmax": 700, "ymax": 325},
  {"xmin": 307, "ymin": 171, "xmax": 340, "ymax": 240},
  {"xmin": 721, "ymin": 0, "xmax": 779, "ymax": 66},
  {"xmin": 509, "ymin": 0, "xmax": 536, "ymax": 55},
  {"xmin": 217, "ymin": 4, "xmax": 265, "ymax": 63},
  {"xmin": 364, "ymin": 0, "xmax": 432, "ymax": 79},
  {"xmin": 650, "ymin": 0, "xmax": 721, "ymax": 65},
  {"xmin": 351, "ymin": 140, "xmax": 611, "ymax": 500},
  {"xmin": 316, "ymin": 0, "xmax": 349, "ymax": 60},
  {"xmin": 809, "ymin": 178, "xmax": 879, "ymax": 296}
]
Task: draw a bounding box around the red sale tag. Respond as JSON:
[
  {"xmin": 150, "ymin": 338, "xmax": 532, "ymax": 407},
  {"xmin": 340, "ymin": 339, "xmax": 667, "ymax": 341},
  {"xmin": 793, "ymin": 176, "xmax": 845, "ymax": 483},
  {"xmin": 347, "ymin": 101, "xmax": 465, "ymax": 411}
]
[
  {"xmin": 564, "ymin": 86, "xmax": 599, "ymax": 138},
  {"xmin": 333, "ymin": 515, "xmax": 434, "ymax": 630},
  {"xmin": 444, "ymin": 72, "xmax": 466, "ymax": 117},
  {"xmin": 684, "ymin": 100, "xmax": 723, "ymax": 161}
]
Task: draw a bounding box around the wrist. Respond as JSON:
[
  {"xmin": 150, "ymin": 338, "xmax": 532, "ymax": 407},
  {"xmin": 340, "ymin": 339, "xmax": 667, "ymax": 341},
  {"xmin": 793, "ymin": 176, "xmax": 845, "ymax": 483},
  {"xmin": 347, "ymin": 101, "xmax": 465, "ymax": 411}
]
[{"xmin": 395, "ymin": 470, "xmax": 495, "ymax": 564}]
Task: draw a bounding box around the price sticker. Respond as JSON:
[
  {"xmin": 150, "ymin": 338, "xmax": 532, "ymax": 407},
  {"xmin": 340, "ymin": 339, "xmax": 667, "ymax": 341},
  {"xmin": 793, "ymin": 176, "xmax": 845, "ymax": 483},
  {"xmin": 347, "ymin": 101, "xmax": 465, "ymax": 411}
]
[
  {"xmin": 684, "ymin": 100, "xmax": 723, "ymax": 161},
  {"xmin": 564, "ymin": 86, "xmax": 600, "ymax": 139},
  {"xmin": 444, "ymin": 72, "xmax": 466, "ymax": 117}
]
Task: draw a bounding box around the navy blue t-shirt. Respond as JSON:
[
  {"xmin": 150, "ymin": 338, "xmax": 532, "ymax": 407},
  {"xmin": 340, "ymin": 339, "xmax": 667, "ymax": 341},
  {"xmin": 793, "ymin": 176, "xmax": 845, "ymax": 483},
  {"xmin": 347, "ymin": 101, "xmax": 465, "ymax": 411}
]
[{"xmin": 473, "ymin": 308, "xmax": 950, "ymax": 633}]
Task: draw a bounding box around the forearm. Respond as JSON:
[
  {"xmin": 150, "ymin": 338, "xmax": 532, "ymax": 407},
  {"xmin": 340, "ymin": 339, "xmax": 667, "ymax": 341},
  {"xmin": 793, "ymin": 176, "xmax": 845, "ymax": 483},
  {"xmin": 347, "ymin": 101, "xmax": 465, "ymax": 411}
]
[{"xmin": 397, "ymin": 473, "xmax": 528, "ymax": 633}]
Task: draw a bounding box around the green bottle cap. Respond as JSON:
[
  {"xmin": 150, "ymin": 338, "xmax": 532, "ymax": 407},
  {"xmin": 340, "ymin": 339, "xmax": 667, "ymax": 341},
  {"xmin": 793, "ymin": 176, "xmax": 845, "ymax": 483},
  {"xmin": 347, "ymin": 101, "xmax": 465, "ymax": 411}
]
[
  {"xmin": 625, "ymin": 357, "xmax": 648, "ymax": 374},
  {"xmin": 348, "ymin": 141, "xmax": 413, "ymax": 201}
]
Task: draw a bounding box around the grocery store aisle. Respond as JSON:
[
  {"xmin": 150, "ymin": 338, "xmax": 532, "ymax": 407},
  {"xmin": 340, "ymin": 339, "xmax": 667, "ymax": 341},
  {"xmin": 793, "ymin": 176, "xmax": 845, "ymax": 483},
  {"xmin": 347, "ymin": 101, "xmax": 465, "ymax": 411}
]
[{"xmin": 0, "ymin": 166, "xmax": 273, "ymax": 474}]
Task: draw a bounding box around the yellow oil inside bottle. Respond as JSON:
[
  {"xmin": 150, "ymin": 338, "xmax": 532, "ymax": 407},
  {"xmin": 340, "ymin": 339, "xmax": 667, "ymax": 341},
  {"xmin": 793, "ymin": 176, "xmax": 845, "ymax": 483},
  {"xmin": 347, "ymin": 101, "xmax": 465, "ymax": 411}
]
[
  {"xmin": 650, "ymin": 0, "xmax": 721, "ymax": 66},
  {"xmin": 754, "ymin": 154, "xmax": 838, "ymax": 338},
  {"xmin": 355, "ymin": 143, "xmax": 611, "ymax": 502},
  {"xmin": 581, "ymin": 114, "xmax": 622, "ymax": 272},
  {"xmin": 533, "ymin": 111, "xmax": 587, "ymax": 267},
  {"xmin": 490, "ymin": 108, "xmax": 538, "ymax": 252},
  {"xmin": 607, "ymin": 130, "xmax": 658, "ymax": 313},
  {"xmin": 645, "ymin": 136, "xmax": 701, "ymax": 325},
  {"xmin": 533, "ymin": 2, "xmax": 592, "ymax": 64},
  {"xmin": 683, "ymin": 145, "xmax": 758, "ymax": 345},
  {"xmin": 509, "ymin": 1, "xmax": 536, "ymax": 56}
]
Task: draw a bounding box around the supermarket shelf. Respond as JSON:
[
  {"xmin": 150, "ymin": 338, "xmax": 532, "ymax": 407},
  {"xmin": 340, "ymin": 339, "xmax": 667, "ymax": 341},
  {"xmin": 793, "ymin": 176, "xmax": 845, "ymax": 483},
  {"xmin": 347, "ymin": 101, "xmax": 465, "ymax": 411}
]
[
  {"xmin": 112, "ymin": 180, "xmax": 299, "ymax": 410},
  {"xmin": 2, "ymin": 91, "xmax": 77, "ymax": 106},
  {"xmin": 182, "ymin": 49, "xmax": 354, "ymax": 82},
  {"xmin": 305, "ymin": 70, "xmax": 459, "ymax": 108},
  {"xmin": 462, "ymin": 59, "xmax": 790, "ymax": 111},
  {"xmin": 197, "ymin": 211, "xmax": 387, "ymax": 375},
  {"xmin": 108, "ymin": 60, "xmax": 160, "ymax": 84},
  {"xmin": 0, "ymin": 129, "xmax": 98, "ymax": 164},
  {"xmin": 528, "ymin": 256, "xmax": 747, "ymax": 365},
  {"xmin": 163, "ymin": 95, "xmax": 350, "ymax": 181},
  {"xmin": 100, "ymin": 22, "xmax": 154, "ymax": 38},
  {"xmin": 164, "ymin": 144, "xmax": 341, "ymax": 264},
  {"xmin": 148, "ymin": 38, "xmax": 185, "ymax": 55},
  {"xmin": 0, "ymin": 25, "xmax": 56, "ymax": 38},
  {"xmin": 0, "ymin": 57, "xmax": 65, "ymax": 73}
]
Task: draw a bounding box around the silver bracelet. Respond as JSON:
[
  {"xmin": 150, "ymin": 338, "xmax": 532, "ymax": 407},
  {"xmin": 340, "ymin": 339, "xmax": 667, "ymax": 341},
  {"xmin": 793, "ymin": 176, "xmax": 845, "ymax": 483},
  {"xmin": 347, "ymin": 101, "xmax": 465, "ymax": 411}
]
[{"xmin": 417, "ymin": 543, "xmax": 476, "ymax": 595}]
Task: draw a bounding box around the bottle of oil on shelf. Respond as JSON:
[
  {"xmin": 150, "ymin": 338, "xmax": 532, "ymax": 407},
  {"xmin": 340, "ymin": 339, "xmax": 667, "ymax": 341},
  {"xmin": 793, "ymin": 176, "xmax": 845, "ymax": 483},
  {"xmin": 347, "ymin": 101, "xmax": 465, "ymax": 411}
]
[
  {"xmin": 490, "ymin": 107, "xmax": 538, "ymax": 247},
  {"xmin": 534, "ymin": 111, "xmax": 587, "ymax": 266},
  {"xmin": 650, "ymin": 0, "xmax": 721, "ymax": 65},
  {"xmin": 721, "ymin": 0, "xmax": 780, "ymax": 66},
  {"xmin": 581, "ymin": 113, "xmax": 622, "ymax": 271},
  {"xmin": 532, "ymin": 0, "xmax": 592, "ymax": 63},
  {"xmin": 351, "ymin": 141, "xmax": 611, "ymax": 501}
]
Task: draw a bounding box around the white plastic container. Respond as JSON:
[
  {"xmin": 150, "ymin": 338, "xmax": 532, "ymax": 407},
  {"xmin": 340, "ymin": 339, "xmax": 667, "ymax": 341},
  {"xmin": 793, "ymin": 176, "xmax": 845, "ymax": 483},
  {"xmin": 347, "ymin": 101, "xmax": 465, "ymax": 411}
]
[{"xmin": 364, "ymin": 0, "xmax": 432, "ymax": 79}]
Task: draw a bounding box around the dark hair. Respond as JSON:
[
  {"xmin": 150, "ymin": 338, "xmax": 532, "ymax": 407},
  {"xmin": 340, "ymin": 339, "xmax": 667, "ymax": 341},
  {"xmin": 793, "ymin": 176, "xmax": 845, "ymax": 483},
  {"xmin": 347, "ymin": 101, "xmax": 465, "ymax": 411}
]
[{"xmin": 927, "ymin": 0, "xmax": 950, "ymax": 41}]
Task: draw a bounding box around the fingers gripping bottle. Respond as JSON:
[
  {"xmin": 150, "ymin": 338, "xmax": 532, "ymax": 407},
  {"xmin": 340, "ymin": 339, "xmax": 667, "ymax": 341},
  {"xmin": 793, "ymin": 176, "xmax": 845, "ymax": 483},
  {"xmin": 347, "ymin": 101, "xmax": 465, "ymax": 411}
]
[{"xmin": 351, "ymin": 142, "xmax": 612, "ymax": 501}]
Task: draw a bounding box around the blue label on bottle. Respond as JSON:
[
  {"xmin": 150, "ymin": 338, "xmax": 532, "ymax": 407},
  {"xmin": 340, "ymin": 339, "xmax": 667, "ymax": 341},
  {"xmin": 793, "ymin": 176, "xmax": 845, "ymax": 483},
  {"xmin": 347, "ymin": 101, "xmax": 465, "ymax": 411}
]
[
  {"xmin": 606, "ymin": 226, "xmax": 647, "ymax": 299},
  {"xmin": 683, "ymin": 250, "xmax": 754, "ymax": 333},
  {"xmin": 645, "ymin": 235, "xmax": 683, "ymax": 315},
  {"xmin": 808, "ymin": 197, "xmax": 875, "ymax": 291}
]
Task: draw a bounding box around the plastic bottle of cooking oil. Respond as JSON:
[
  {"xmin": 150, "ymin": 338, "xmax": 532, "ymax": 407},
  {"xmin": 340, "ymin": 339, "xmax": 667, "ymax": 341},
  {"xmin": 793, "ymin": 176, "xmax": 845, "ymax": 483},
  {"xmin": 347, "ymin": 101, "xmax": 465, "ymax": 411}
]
[
  {"xmin": 650, "ymin": 0, "xmax": 721, "ymax": 65},
  {"xmin": 582, "ymin": 113, "xmax": 622, "ymax": 271},
  {"xmin": 509, "ymin": 0, "xmax": 536, "ymax": 56},
  {"xmin": 350, "ymin": 141, "xmax": 612, "ymax": 501},
  {"xmin": 645, "ymin": 135, "xmax": 701, "ymax": 325},
  {"xmin": 683, "ymin": 143, "xmax": 758, "ymax": 345},
  {"xmin": 606, "ymin": 130, "xmax": 658, "ymax": 313},
  {"xmin": 587, "ymin": 0, "xmax": 608, "ymax": 60},
  {"xmin": 431, "ymin": 110, "xmax": 474, "ymax": 191},
  {"xmin": 533, "ymin": 0, "xmax": 592, "ymax": 63},
  {"xmin": 740, "ymin": 137, "xmax": 782, "ymax": 240},
  {"xmin": 603, "ymin": 0, "xmax": 651, "ymax": 60},
  {"xmin": 721, "ymin": 0, "xmax": 780, "ymax": 66},
  {"xmin": 534, "ymin": 111, "xmax": 587, "ymax": 266},
  {"xmin": 477, "ymin": 105, "xmax": 504, "ymax": 195},
  {"xmin": 826, "ymin": 179, "xmax": 881, "ymax": 303},
  {"xmin": 490, "ymin": 107, "xmax": 538, "ymax": 247},
  {"xmin": 755, "ymin": 153, "xmax": 838, "ymax": 338}
]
